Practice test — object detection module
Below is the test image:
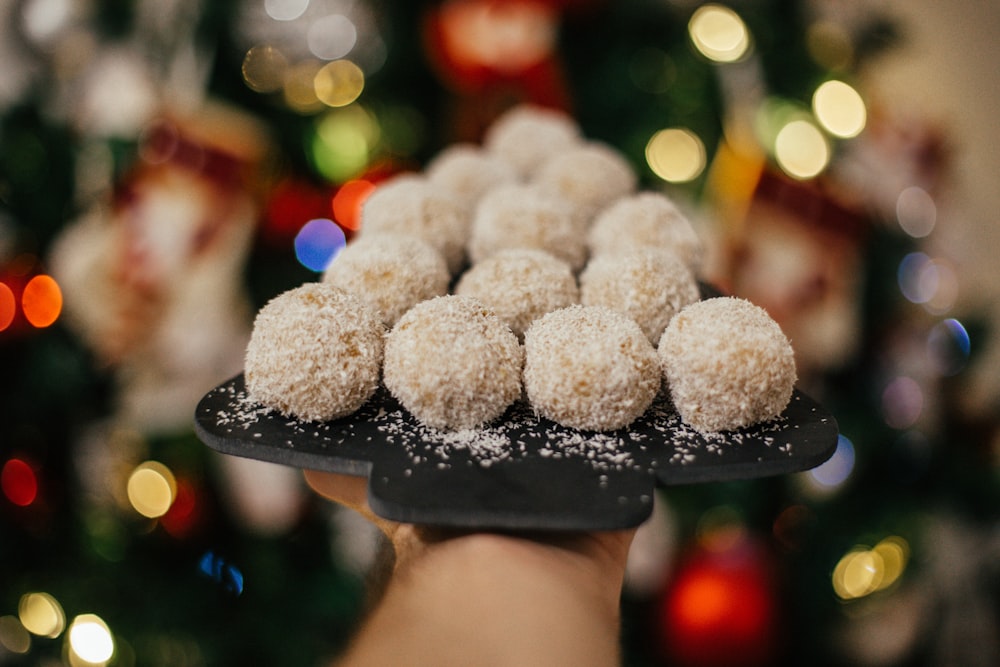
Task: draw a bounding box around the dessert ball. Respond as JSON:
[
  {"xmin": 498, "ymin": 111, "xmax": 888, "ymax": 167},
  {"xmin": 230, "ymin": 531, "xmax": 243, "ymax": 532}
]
[
  {"xmin": 358, "ymin": 174, "xmax": 469, "ymax": 274},
  {"xmin": 524, "ymin": 305, "xmax": 660, "ymax": 432},
  {"xmin": 467, "ymin": 183, "xmax": 587, "ymax": 271},
  {"xmin": 580, "ymin": 249, "xmax": 700, "ymax": 346},
  {"xmin": 455, "ymin": 248, "xmax": 579, "ymax": 339},
  {"xmin": 533, "ymin": 141, "xmax": 637, "ymax": 224},
  {"xmin": 425, "ymin": 143, "xmax": 519, "ymax": 211},
  {"xmin": 483, "ymin": 104, "xmax": 581, "ymax": 179},
  {"xmin": 383, "ymin": 295, "xmax": 523, "ymax": 431},
  {"xmin": 244, "ymin": 283, "xmax": 384, "ymax": 422},
  {"xmin": 658, "ymin": 297, "xmax": 797, "ymax": 434},
  {"xmin": 322, "ymin": 234, "xmax": 449, "ymax": 327},
  {"xmin": 588, "ymin": 192, "xmax": 704, "ymax": 271}
]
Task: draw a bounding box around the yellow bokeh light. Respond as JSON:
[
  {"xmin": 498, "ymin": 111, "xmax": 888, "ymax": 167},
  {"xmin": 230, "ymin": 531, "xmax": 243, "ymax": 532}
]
[
  {"xmin": 774, "ymin": 119, "xmax": 829, "ymax": 179},
  {"xmin": 833, "ymin": 537, "xmax": 910, "ymax": 601},
  {"xmin": 314, "ymin": 60, "xmax": 365, "ymax": 108},
  {"xmin": 0, "ymin": 616, "xmax": 31, "ymax": 654},
  {"xmin": 18, "ymin": 592, "xmax": 65, "ymax": 638},
  {"xmin": 126, "ymin": 461, "xmax": 176, "ymax": 519},
  {"xmin": 689, "ymin": 4, "xmax": 751, "ymax": 63},
  {"xmin": 812, "ymin": 80, "xmax": 866, "ymax": 138},
  {"xmin": 68, "ymin": 614, "xmax": 114, "ymax": 665},
  {"xmin": 283, "ymin": 60, "xmax": 325, "ymax": 114},
  {"xmin": 645, "ymin": 128, "xmax": 706, "ymax": 183},
  {"xmin": 242, "ymin": 44, "xmax": 288, "ymax": 94}
]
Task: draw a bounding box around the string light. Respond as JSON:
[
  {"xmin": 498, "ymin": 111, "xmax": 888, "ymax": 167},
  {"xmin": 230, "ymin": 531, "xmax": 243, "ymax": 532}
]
[
  {"xmin": 0, "ymin": 282, "xmax": 15, "ymax": 331},
  {"xmin": 314, "ymin": 60, "xmax": 365, "ymax": 108},
  {"xmin": 294, "ymin": 218, "xmax": 346, "ymax": 272},
  {"xmin": 807, "ymin": 434, "xmax": 855, "ymax": 491},
  {"xmin": 833, "ymin": 537, "xmax": 910, "ymax": 600},
  {"xmin": 283, "ymin": 60, "xmax": 325, "ymax": 114},
  {"xmin": 18, "ymin": 592, "xmax": 65, "ymax": 638},
  {"xmin": 126, "ymin": 461, "xmax": 176, "ymax": 519},
  {"xmin": 265, "ymin": 0, "xmax": 309, "ymax": 22},
  {"xmin": 774, "ymin": 119, "xmax": 829, "ymax": 179},
  {"xmin": 688, "ymin": 4, "xmax": 751, "ymax": 63},
  {"xmin": 2, "ymin": 458, "xmax": 38, "ymax": 506},
  {"xmin": 67, "ymin": 614, "xmax": 115, "ymax": 665},
  {"xmin": 0, "ymin": 616, "xmax": 31, "ymax": 655},
  {"xmin": 645, "ymin": 128, "xmax": 706, "ymax": 183},
  {"xmin": 21, "ymin": 274, "xmax": 62, "ymax": 328},
  {"xmin": 332, "ymin": 179, "xmax": 376, "ymax": 231},
  {"xmin": 242, "ymin": 45, "xmax": 288, "ymax": 93},
  {"xmin": 310, "ymin": 107, "xmax": 379, "ymax": 182},
  {"xmin": 896, "ymin": 186, "xmax": 937, "ymax": 238},
  {"xmin": 307, "ymin": 14, "xmax": 358, "ymax": 61},
  {"xmin": 812, "ymin": 80, "xmax": 866, "ymax": 138}
]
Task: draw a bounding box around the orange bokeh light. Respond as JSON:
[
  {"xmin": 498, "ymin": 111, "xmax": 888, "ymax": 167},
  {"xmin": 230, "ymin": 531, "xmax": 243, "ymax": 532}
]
[
  {"xmin": 21, "ymin": 275, "xmax": 62, "ymax": 328},
  {"xmin": 0, "ymin": 282, "xmax": 15, "ymax": 331},
  {"xmin": 332, "ymin": 179, "xmax": 376, "ymax": 231}
]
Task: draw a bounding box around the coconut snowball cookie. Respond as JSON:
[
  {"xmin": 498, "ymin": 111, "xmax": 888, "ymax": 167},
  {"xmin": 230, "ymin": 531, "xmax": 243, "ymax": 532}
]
[
  {"xmin": 244, "ymin": 283, "xmax": 384, "ymax": 422},
  {"xmin": 383, "ymin": 295, "xmax": 523, "ymax": 431},
  {"xmin": 588, "ymin": 192, "xmax": 704, "ymax": 271},
  {"xmin": 454, "ymin": 249, "xmax": 579, "ymax": 340},
  {"xmin": 322, "ymin": 234, "xmax": 449, "ymax": 327},
  {"xmin": 532, "ymin": 141, "xmax": 638, "ymax": 224},
  {"xmin": 357, "ymin": 174, "xmax": 469, "ymax": 274},
  {"xmin": 483, "ymin": 104, "xmax": 582, "ymax": 179},
  {"xmin": 580, "ymin": 249, "xmax": 700, "ymax": 346},
  {"xmin": 658, "ymin": 297, "xmax": 797, "ymax": 434},
  {"xmin": 425, "ymin": 143, "xmax": 519, "ymax": 211},
  {"xmin": 524, "ymin": 305, "xmax": 660, "ymax": 432},
  {"xmin": 467, "ymin": 183, "xmax": 588, "ymax": 270}
]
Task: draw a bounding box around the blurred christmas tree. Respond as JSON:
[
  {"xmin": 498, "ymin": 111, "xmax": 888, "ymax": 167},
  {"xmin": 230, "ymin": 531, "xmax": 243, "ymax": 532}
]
[{"xmin": 1, "ymin": 1, "xmax": 997, "ymax": 666}]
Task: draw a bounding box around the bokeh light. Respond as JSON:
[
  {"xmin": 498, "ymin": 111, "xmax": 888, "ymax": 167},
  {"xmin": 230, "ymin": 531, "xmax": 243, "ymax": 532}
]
[
  {"xmin": 688, "ymin": 4, "xmax": 751, "ymax": 63},
  {"xmin": 812, "ymin": 80, "xmax": 866, "ymax": 138},
  {"xmin": 308, "ymin": 14, "xmax": 358, "ymax": 61},
  {"xmin": 21, "ymin": 274, "xmax": 62, "ymax": 328},
  {"xmin": 881, "ymin": 376, "xmax": 924, "ymax": 430},
  {"xmin": 126, "ymin": 461, "xmax": 177, "ymax": 519},
  {"xmin": 806, "ymin": 20, "xmax": 854, "ymax": 70},
  {"xmin": 833, "ymin": 536, "xmax": 909, "ymax": 600},
  {"xmin": 0, "ymin": 282, "xmax": 15, "ymax": 331},
  {"xmin": 198, "ymin": 551, "xmax": 246, "ymax": 596},
  {"xmin": 310, "ymin": 107, "xmax": 379, "ymax": 182},
  {"xmin": 67, "ymin": 614, "xmax": 114, "ymax": 665},
  {"xmin": 294, "ymin": 218, "xmax": 347, "ymax": 272},
  {"xmin": 897, "ymin": 252, "xmax": 958, "ymax": 312},
  {"xmin": 314, "ymin": 60, "xmax": 365, "ymax": 107},
  {"xmin": 927, "ymin": 318, "xmax": 970, "ymax": 376},
  {"xmin": 242, "ymin": 44, "xmax": 288, "ymax": 93},
  {"xmin": 283, "ymin": 60, "xmax": 325, "ymax": 114},
  {"xmin": 774, "ymin": 119, "xmax": 829, "ymax": 179},
  {"xmin": 645, "ymin": 128, "xmax": 706, "ymax": 183},
  {"xmin": 265, "ymin": 0, "xmax": 308, "ymax": 21},
  {"xmin": 0, "ymin": 616, "xmax": 31, "ymax": 654},
  {"xmin": 18, "ymin": 592, "xmax": 65, "ymax": 638},
  {"xmin": 2, "ymin": 458, "xmax": 38, "ymax": 507},
  {"xmin": 332, "ymin": 179, "xmax": 376, "ymax": 231},
  {"xmin": 896, "ymin": 186, "xmax": 937, "ymax": 238},
  {"xmin": 808, "ymin": 434, "xmax": 855, "ymax": 490}
]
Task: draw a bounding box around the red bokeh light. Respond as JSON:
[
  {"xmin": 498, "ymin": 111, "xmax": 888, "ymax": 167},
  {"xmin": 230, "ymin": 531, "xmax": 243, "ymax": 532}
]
[
  {"xmin": 332, "ymin": 179, "xmax": 376, "ymax": 232},
  {"xmin": 2, "ymin": 458, "xmax": 39, "ymax": 507}
]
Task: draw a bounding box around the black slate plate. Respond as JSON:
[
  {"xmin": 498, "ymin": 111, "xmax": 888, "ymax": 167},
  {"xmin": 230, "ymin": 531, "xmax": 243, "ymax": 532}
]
[{"xmin": 194, "ymin": 374, "xmax": 838, "ymax": 530}]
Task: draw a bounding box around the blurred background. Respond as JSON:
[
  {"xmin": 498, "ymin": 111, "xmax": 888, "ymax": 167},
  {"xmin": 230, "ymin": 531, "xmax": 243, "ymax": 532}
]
[{"xmin": 1, "ymin": 0, "xmax": 998, "ymax": 665}]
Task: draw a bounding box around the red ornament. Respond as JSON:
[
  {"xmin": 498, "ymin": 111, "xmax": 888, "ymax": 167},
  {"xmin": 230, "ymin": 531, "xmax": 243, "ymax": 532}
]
[{"xmin": 657, "ymin": 535, "xmax": 779, "ymax": 667}]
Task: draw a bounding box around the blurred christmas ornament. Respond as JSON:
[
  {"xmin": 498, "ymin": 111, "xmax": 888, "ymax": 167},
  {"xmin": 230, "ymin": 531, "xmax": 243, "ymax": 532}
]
[
  {"xmin": 723, "ymin": 169, "xmax": 870, "ymax": 384},
  {"xmin": 657, "ymin": 531, "xmax": 779, "ymax": 667},
  {"xmin": 49, "ymin": 101, "xmax": 269, "ymax": 433}
]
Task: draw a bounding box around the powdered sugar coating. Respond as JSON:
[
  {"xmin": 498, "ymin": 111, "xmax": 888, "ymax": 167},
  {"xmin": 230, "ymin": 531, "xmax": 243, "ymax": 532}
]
[
  {"xmin": 383, "ymin": 295, "xmax": 523, "ymax": 431},
  {"xmin": 483, "ymin": 104, "xmax": 581, "ymax": 179},
  {"xmin": 425, "ymin": 143, "xmax": 519, "ymax": 210},
  {"xmin": 467, "ymin": 183, "xmax": 588, "ymax": 270},
  {"xmin": 358, "ymin": 175, "xmax": 469, "ymax": 274},
  {"xmin": 524, "ymin": 305, "xmax": 660, "ymax": 432},
  {"xmin": 580, "ymin": 249, "xmax": 700, "ymax": 346},
  {"xmin": 322, "ymin": 234, "xmax": 449, "ymax": 326},
  {"xmin": 588, "ymin": 192, "xmax": 704, "ymax": 271},
  {"xmin": 455, "ymin": 248, "xmax": 579, "ymax": 339},
  {"xmin": 244, "ymin": 283, "xmax": 384, "ymax": 422},
  {"xmin": 533, "ymin": 141, "xmax": 637, "ymax": 224},
  {"xmin": 658, "ymin": 297, "xmax": 797, "ymax": 434}
]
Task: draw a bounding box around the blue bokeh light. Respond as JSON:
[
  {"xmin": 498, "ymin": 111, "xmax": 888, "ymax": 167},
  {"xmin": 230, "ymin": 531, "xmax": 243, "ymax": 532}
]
[
  {"xmin": 809, "ymin": 434, "xmax": 855, "ymax": 489},
  {"xmin": 294, "ymin": 218, "xmax": 346, "ymax": 272}
]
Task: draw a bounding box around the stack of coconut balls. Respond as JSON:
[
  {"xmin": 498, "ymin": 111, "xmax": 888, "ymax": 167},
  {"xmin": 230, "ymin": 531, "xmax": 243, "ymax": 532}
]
[{"xmin": 244, "ymin": 105, "xmax": 797, "ymax": 436}]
